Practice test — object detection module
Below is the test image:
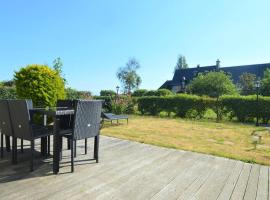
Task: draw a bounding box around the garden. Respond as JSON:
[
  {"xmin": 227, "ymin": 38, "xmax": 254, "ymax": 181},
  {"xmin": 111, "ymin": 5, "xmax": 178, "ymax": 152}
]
[{"xmin": 1, "ymin": 58, "xmax": 270, "ymax": 166}]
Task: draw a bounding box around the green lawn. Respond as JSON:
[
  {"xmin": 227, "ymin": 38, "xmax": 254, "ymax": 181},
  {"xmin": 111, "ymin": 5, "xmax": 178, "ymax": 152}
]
[{"xmin": 101, "ymin": 115, "xmax": 270, "ymax": 166}]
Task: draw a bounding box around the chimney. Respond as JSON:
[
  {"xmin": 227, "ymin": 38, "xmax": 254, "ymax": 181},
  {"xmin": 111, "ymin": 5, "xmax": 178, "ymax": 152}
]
[{"xmin": 216, "ymin": 59, "xmax": 220, "ymax": 70}]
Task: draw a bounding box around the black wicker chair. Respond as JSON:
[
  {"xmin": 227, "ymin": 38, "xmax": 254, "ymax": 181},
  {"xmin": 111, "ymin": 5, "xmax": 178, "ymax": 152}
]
[
  {"xmin": 8, "ymin": 100, "xmax": 53, "ymax": 171},
  {"xmin": 60, "ymin": 100, "xmax": 103, "ymax": 172},
  {"xmin": 0, "ymin": 100, "xmax": 13, "ymax": 159},
  {"xmin": 57, "ymin": 100, "xmax": 75, "ymax": 152}
]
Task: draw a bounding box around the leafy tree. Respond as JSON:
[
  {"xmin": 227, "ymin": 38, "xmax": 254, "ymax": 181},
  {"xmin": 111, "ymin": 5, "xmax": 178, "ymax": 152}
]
[
  {"xmin": 188, "ymin": 71, "xmax": 237, "ymax": 121},
  {"xmin": 100, "ymin": 90, "xmax": 116, "ymax": 96},
  {"xmin": 188, "ymin": 71, "xmax": 237, "ymax": 98},
  {"xmin": 53, "ymin": 57, "xmax": 63, "ymax": 74},
  {"xmin": 261, "ymin": 69, "xmax": 270, "ymax": 96},
  {"xmin": 53, "ymin": 57, "xmax": 67, "ymax": 84},
  {"xmin": 14, "ymin": 64, "xmax": 66, "ymax": 107},
  {"xmin": 116, "ymin": 58, "xmax": 142, "ymax": 94},
  {"xmin": 175, "ymin": 55, "xmax": 188, "ymax": 71},
  {"xmin": 239, "ymin": 72, "xmax": 256, "ymax": 95}
]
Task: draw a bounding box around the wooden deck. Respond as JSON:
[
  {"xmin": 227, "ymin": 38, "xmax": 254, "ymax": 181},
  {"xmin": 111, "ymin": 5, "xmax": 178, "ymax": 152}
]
[{"xmin": 0, "ymin": 136, "xmax": 269, "ymax": 200}]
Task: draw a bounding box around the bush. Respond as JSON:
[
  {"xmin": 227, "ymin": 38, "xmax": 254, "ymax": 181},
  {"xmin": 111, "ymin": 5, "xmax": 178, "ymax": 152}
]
[
  {"xmin": 156, "ymin": 89, "xmax": 173, "ymax": 96},
  {"xmin": 144, "ymin": 89, "xmax": 173, "ymax": 97},
  {"xmin": 94, "ymin": 96, "xmax": 113, "ymax": 112},
  {"xmin": 221, "ymin": 95, "xmax": 270, "ymax": 123},
  {"xmin": 138, "ymin": 94, "xmax": 213, "ymax": 118},
  {"xmin": 132, "ymin": 89, "xmax": 148, "ymax": 97},
  {"xmin": 0, "ymin": 86, "xmax": 17, "ymax": 99},
  {"xmin": 66, "ymin": 88, "xmax": 92, "ymax": 100},
  {"xmin": 14, "ymin": 64, "xmax": 65, "ymax": 107},
  {"xmin": 100, "ymin": 90, "xmax": 116, "ymax": 96}
]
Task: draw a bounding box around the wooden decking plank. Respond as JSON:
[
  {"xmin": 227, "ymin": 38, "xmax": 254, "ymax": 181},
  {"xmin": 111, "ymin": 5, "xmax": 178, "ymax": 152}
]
[
  {"xmin": 217, "ymin": 161, "xmax": 244, "ymax": 200},
  {"xmin": 0, "ymin": 136, "xmax": 269, "ymax": 200},
  {"xmin": 256, "ymin": 165, "xmax": 269, "ymax": 200},
  {"xmin": 230, "ymin": 163, "xmax": 252, "ymax": 200},
  {"xmin": 150, "ymin": 154, "xmax": 215, "ymax": 200},
  {"xmin": 41, "ymin": 140, "xmax": 170, "ymax": 200},
  {"xmin": 64, "ymin": 149, "xmax": 185, "ymax": 200},
  {"xmin": 189, "ymin": 158, "xmax": 236, "ymax": 200},
  {"xmin": 0, "ymin": 138, "xmax": 143, "ymax": 199},
  {"xmin": 244, "ymin": 164, "xmax": 260, "ymax": 200},
  {"xmin": 92, "ymin": 151, "xmax": 205, "ymax": 200},
  {"xmin": 177, "ymin": 156, "xmax": 226, "ymax": 200}
]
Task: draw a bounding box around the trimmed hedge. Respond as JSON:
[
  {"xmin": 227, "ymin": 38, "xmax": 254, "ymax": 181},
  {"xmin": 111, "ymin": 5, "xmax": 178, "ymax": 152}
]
[
  {"xmin": 221, "ymin": 95, "xmax": 270, "ymax": 123},
  {"xmin": 138, "ymin": 94, "xmax": 213, "ymax": 118},
  {"xmin": 138, "ymin": 94, "xmax": 270, "ymax": 123}
]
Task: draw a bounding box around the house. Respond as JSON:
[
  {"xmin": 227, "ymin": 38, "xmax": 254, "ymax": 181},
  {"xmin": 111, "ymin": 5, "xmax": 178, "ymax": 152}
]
[{"xmin": 159, "ymin": 60, "xmax": 270, "ymax": 93}]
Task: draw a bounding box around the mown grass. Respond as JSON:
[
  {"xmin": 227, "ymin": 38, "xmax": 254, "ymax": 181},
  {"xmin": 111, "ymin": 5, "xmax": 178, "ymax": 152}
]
[{"xmin": 101, "ymin": 115, "xmax": 270, "ymax": 166}]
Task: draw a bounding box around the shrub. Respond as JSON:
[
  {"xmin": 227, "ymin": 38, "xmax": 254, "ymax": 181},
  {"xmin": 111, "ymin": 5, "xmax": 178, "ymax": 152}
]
[
  {"xmin": 0, "ymin": 86, "xmax": 17, "ymax": 99},
  {"xmin": 132, "ymin": 89, "xmax": 148, "ymax": 97},
  {"xmin": 144, "ymin": 89, "xmax": 173, "ymax": 97},
  {"xmin": 66, "ymin": 88, "xmax": 92, "ymax": 100},
  {"xmin": 156, "ymin": 89, "xmax": 173, "ymax": 96},
  {"xmin": 144, "ymin": 90, "xmax": 158, "ymax": 96},
  {"xmin": 100, "ymin": 90, "xmax": 116, "ymax": 96},
  {"xmin": 94, "ymin": 96, "xmax": 113, "ymax": 112},
  {"xmin": 14, "ymin": 64, "xmax": 65, "ymax": 107},
  {"xmin": 137, "ymin": 94, "xmax": 213, "ymax": 118},
  {"xmin": 221, "ymin": 95, "xmax": 270, "ymax": 123}
]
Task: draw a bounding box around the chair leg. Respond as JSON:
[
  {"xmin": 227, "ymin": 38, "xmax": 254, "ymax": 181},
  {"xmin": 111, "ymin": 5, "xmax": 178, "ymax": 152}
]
[
  {"xmin": 67, "ymin": 138, "xmax": 71, "ymax": 150},
  {"xmin": 47, "ymin": 135, "xmax": 50, "ymax": 157},
  {"xmin": 71, "ymin": 139, "xmax": 74, "ymax": 173},
  {"xmin": 1, "ymin": 134, "xmax": 3, "ymax": 158},
  {"xmin": 74, "ymin": 140, "xmax": 77, "ymax": 158},
  {"xmin": 60, "ymin": 137, "xmax": 63, "ymax": 160},
  {"xmin": 94, "ymin": 135, "xmax": 99, "ymax": 163},
  {"xmin": 6, "ymin": 136, "xmax": 11, "ymax": 152},
  {"xmin": 21, "ymin": 139, "xmax": 23, "ymax": 153},
  {"xmin": 12, "ymin": 137, "xmax": 18, "ymax": 164},
  {"xmin": 85, "ymin": 138, "xmax": 87, "ymax": 154},
  {"xmin": 30, "ymin": 140, "xmax": 34, "ymax": 172}
]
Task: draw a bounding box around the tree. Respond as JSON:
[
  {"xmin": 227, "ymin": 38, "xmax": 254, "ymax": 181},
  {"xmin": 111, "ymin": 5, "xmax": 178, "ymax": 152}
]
[
  {"xmin": 53, "ymin": 57, "xmax": 63, "ymax": 74},
  {"xmin": 53, "ymin": 57, "xmax": 66, "ymax": 84},
  {"xmin": 188, "ymin": 71, "xmax": 238, "ymax": 121},
  {"xmin": 116, "ymin": 58, "xmax": 142, "ymax": 94},
  {"xmin": 261, "ymin": 69, "xmax": 270, "ymax": 96},
  {"xmin": 14, "ymin": 64, "xmax": 66, "ymax": 107},
  {"xmin": 239, "ymin": 72, "xmax": 256, "ymax": 95},
  {"xmin": 175, "ymin": 55, "xmax": 188, "ymax": 71},
  {"xmin": 188, "ymin": 71, "xmax": 237, "ymax": 98}
]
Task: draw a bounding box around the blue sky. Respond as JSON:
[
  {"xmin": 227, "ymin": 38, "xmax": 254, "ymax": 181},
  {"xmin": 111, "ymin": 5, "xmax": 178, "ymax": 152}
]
[{"xmin": 1, "ymin": 0, "xmax": 270, "ymax": 94}]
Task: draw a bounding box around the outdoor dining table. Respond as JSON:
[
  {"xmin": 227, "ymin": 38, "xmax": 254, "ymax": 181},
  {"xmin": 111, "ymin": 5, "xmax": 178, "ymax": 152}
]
[{"xmin": 29, "ymin": 107, "xmax": 74, "ymax": 174}]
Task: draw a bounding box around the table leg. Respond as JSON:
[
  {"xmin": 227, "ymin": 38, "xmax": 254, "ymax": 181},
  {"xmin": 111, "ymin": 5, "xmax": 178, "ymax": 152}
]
[{"xmin": 53, "ymin": 118, "xmax": 60, "ymax": 174}]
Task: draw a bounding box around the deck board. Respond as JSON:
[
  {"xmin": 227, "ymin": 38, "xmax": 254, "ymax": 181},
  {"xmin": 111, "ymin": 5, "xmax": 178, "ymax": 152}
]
[{"xmin": 0, "ymin": 136, "xmax": 269, "ymax": 200}]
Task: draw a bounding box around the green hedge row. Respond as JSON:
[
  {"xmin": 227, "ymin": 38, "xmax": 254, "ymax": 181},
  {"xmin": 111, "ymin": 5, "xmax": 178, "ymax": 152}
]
[
  {"xmin": 137, "ymin": 94, "xmax": 214, "ymax": 118},
  {"xmin": 138, "ymin": 94, "xmax": 270, "ymax": 123},
  {"xmin": 221, "ymin": 95, "xmax": 270, "ymax": 123}
]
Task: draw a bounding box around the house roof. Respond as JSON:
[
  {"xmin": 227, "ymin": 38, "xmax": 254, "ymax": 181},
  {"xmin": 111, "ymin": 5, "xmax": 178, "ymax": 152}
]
[{"xmin": 160, "ymin": 62, "xmax": 270, "ymax": 89}]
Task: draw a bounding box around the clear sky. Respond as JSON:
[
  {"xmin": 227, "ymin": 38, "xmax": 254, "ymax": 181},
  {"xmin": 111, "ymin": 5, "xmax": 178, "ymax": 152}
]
[{"xmin": 0, "ymin": 0, "xmax": 270, "ymax": 94}]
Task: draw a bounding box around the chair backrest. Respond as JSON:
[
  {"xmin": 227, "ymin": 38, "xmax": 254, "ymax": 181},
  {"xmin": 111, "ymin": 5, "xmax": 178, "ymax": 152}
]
[
  {"xmin": 73, "ymin": 100, "xmax": 103, "ymax": 140},
  {"xmin": 0, "ymin": 100, "xmax": 13, "ymax": 137},
  {"xmin": 8, "ymin": 100, "xmax": 33, "ymax": 140},
  {"xmin": 57, "ymin": 100, "xmax": 74, "ymax": 129}
]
